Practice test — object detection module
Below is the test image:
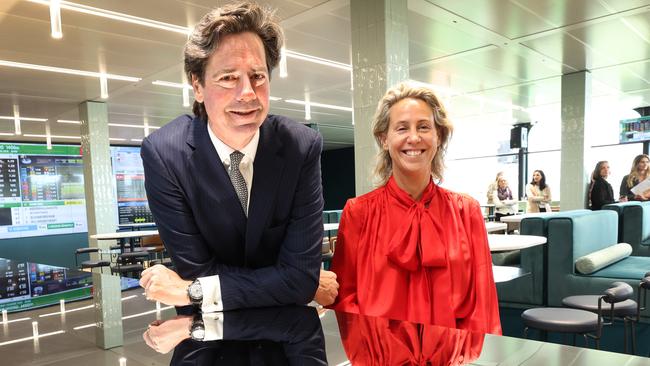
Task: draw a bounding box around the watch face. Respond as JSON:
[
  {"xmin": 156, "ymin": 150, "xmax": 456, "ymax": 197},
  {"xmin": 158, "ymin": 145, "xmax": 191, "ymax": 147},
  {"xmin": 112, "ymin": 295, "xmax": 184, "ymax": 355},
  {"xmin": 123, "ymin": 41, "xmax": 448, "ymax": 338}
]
[
  {"xmin": 189, "ymin": 281, "xmax": 202, "ymax": 300},
  {"xmin": 192, "ymin": 328, "xmax": 205, "ymax": 341}
]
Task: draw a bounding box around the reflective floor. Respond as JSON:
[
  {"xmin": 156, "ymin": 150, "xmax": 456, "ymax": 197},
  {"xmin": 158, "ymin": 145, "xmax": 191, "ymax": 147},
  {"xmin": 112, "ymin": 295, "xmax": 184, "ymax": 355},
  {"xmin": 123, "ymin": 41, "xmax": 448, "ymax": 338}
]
[
  {"xmin": 3, "ymin": 289, "xmax": 650, "ymax": 365},
  {"xmin": 0, "ymin": 288, "xmax": 175, "ymax": 366}
]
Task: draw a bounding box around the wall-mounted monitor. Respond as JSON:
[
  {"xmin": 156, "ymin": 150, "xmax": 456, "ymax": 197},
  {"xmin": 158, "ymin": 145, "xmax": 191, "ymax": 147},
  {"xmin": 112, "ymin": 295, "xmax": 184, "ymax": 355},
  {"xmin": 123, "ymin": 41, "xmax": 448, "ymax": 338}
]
[
  {"xmin": 620, "ymin": 116, "xmax": 650, "ymax": 144},
  {"xmin": 0, "ymin": 143, "xmax": 87, "ymax": 239},
  {"xmin": 110, "ymin": 146, "xmax": 154, "ymax": 225},
  {"xmin": 0, "ymin": 257, "xmax": 140, "ymax": 312}
]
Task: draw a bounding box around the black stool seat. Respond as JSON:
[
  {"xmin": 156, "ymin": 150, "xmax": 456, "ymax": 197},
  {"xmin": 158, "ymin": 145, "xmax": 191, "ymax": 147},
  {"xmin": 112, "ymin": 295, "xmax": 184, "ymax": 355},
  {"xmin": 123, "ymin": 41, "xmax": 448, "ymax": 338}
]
[
  {"xmin": 76, "ymin": 247, "xmax": 100, "ymax": 254},
  {"xmin": 562, "ymin": 295, "xmax": 638, "ymax": 317},
  {"xmin": 112, "ymin": 263, "xmax": 144, "ymax": 273},
  {"xmin": 81, "ymin": 260, "xmax": 110, "ymax": 268},
  {"xmin": 149, "ymin": 258, "xmax": 173, "ymax": 267},
  {"xmin": 522, "ymin": 308, "xmax": 600, "ymax": 333},
  {"xmin": 118, "ymin": 251, "xmax": 150, "ymax": 260}
]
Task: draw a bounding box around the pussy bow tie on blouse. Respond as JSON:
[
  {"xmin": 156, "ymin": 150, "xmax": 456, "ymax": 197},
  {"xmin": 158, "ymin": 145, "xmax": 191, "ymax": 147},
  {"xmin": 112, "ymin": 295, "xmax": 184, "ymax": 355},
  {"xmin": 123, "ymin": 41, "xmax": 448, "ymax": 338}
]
[{"xmin": 385, "ymin": 177, "xmax": 447, "ymax": 271}]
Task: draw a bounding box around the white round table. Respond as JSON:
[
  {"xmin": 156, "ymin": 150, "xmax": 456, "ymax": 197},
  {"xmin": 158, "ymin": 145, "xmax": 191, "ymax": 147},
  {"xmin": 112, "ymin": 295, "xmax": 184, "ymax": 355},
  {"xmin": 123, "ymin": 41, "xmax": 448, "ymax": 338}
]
[
  {"xmin": 485, "ymin": 222, "xmax": 507, "ymax": 233},
  {"xmin": 487, "ymin": 234, "xmax": 547, "ymax": 252},
  {"xmin": 90, "ymin": 230, "xmax": 159, "ymax": 252}
]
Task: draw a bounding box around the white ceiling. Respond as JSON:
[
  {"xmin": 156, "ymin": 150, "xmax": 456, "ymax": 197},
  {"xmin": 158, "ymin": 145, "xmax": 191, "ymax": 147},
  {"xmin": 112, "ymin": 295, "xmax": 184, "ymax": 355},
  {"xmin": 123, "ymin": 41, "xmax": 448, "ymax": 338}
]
[{"xmin": 1, "ymin": 0, "xmax": 650, "ymax": 150}]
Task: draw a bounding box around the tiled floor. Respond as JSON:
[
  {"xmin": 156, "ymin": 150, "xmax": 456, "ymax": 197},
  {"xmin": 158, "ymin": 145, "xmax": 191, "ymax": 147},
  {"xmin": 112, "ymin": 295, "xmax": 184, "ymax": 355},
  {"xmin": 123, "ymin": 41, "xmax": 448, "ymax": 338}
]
[{"xmin": 1, "ymin": 289, "xmax": 175, "ymax": 366}]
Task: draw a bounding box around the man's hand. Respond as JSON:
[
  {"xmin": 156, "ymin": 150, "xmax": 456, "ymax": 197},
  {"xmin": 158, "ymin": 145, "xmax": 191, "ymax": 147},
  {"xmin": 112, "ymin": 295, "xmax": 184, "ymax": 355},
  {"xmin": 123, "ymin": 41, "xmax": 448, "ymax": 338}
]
[
  {"xmin": 313, "ymin": 269, "xmax": 338, "ymax": 306},
  {"xmin": 140, "ymin": 264, "xmax": 193, "ymax": 306},
  {"xmin": 142, "ymin": 316, "xmax": 193, "ymax": 354}
]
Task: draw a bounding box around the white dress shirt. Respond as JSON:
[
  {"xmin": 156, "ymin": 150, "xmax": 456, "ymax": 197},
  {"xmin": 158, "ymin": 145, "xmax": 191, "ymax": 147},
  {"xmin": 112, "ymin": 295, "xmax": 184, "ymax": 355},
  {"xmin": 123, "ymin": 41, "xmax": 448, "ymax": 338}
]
[{"xmin": 198, "ymin": 123, "xmax": 260, "ymax": 313}]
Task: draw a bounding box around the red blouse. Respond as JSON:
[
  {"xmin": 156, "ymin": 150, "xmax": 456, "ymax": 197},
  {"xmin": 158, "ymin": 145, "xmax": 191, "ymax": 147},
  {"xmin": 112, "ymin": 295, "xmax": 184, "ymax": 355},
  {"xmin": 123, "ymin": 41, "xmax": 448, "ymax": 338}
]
[{"xmin": 330, "ymin": 176, "xmax": 501, "ymax": 334}]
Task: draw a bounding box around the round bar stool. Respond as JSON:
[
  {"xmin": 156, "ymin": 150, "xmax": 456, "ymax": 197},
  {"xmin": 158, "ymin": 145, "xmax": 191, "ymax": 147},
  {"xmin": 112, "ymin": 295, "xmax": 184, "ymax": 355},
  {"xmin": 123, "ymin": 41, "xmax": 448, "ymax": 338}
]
[
  {"xmin": 562, "ymin": 295, "xmax": 637, "ymax": 354},
  {"xmin": 522, "ymin": 282, "xmax": 634, "ymax": 349},
  {"xmin": 75, "ymin": 248, "xmax": 110, "ymax": 273},
  {"xmin": 522, "ymin": 308, "xmax": 600, "ymax": 348}
]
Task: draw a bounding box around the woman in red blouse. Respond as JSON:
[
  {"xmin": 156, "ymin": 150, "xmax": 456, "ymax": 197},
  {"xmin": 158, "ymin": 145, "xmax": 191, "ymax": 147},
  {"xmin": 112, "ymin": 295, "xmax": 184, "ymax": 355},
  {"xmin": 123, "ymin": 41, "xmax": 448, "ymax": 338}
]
[{"xmin": 330, "ymin": 83, "xmax": 501, "ymax": 335}]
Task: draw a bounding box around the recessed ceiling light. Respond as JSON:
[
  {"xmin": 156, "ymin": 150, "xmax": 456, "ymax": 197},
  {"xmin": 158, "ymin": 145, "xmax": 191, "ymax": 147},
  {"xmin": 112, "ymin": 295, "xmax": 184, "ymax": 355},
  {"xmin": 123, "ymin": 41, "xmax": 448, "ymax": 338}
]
[
  {"xmin": 0, "ymin": 60, "xmax": 140, "ymax": 82},
  {"xmin": 24, "ymin": 134, "xmax": 80, "ymax": 139},
  {"xmin": 109, "ymin": 137, "xmax": 127, "ymax": 141},
  {"xmin": 57, "ymin": 119, "xmax": 81, "ymax": 124},
  {"xmin": 28, "ymin": 0, "xmax": 191, "ymax": 35},
  {"xmin": 49, "ymin": 0, "xmax": 62, "ymax": 39},
  {"xmin": 285, "ymin": 99, "xmax": 352, "ymax": 112},
  {"xmin": 284, "ymin": 50, "xmax": 351, "ymax": 71},
  {"xmin": 108, "ymin": 123, "xmax": 151, "ymax": 129},
  {"xmin": 100, "ymin": 73, "xmax": 108, "ymax": 99},
  {"xmin": 130, "ymin": 138, "xmax": 143, "ymax": 142},
  {"xmin": 0, "ymin": 116, "xmax": 48, "ymax": 122},
  {"xmin": 13, "ymin": 105, "xmax": 21, "ymax": 136}
]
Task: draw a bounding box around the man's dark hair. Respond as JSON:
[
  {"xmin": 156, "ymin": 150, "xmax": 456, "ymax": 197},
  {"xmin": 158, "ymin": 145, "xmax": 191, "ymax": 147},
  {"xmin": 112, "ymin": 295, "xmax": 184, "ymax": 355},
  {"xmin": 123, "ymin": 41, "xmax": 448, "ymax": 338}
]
[{"xmin": 184, "ymin": 1, "xmax": 284, "ymax": 121}]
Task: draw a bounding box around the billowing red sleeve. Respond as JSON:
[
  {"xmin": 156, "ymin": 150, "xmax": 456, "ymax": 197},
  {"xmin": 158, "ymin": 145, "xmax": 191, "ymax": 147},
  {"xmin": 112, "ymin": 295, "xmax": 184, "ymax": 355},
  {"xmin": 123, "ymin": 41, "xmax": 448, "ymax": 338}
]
[
  {"xmin": 456, "ymin": 197, "xmax": 502, "ymax": 334},
  {"xmin": 328, "ymin": 199, "xmax": 364, "ymax": 312}
]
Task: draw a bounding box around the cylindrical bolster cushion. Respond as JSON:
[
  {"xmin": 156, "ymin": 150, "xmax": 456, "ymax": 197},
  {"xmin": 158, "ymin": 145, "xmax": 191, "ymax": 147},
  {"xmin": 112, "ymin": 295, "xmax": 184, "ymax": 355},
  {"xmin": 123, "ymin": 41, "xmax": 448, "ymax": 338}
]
[{"xmin": 575, "ymin": 243, "xmax": 632, "ymax": 275}]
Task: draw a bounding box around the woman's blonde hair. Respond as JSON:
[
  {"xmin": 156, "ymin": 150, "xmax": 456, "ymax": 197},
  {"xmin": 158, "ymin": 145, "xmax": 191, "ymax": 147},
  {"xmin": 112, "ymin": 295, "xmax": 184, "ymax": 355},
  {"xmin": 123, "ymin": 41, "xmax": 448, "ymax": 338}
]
[
  {"xmin": 371, "ymin": 82, "xmax": 453, "ymax": 186},
  {"xmin": 626, "ymin": 154, "xmax": 650, "ymax": 187}
]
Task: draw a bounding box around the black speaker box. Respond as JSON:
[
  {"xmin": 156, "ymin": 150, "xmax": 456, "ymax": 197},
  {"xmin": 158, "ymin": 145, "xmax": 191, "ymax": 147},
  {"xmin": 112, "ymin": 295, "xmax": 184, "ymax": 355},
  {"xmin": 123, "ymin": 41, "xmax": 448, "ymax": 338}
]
[{"xmin": 510, "ymin": 126, "xmax": 528, "ymax": 149}]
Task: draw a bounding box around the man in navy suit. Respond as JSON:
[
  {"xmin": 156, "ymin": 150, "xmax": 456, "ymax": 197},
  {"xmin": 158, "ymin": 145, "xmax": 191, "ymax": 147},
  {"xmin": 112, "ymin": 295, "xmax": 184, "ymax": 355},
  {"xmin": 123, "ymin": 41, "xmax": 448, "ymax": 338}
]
[{"xmin": 139, "ymin": 2, "xmax": 338, "ymax": 313}]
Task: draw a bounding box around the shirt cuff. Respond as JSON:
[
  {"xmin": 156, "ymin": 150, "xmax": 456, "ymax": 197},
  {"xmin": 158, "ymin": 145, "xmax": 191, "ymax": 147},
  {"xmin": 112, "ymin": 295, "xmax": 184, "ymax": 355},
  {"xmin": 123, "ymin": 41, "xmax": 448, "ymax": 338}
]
[
  {"xmin": 197, "ymin": 275, "xmax": 223, "ymax": 313},
  {"xmin": 202, "ymin": 312, "xmax": 224, "ymax": 341}
]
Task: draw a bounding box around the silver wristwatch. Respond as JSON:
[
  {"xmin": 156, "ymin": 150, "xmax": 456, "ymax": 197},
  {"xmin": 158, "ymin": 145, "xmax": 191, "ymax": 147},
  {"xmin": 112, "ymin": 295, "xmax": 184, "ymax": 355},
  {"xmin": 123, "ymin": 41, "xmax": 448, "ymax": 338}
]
[
  {"xmin": 187, "ymin": 279, "xmax": 203, "ymax": 306},
  {"xmin": 189, "ymin": 314, "xmax": 205, "ymax": 341}
]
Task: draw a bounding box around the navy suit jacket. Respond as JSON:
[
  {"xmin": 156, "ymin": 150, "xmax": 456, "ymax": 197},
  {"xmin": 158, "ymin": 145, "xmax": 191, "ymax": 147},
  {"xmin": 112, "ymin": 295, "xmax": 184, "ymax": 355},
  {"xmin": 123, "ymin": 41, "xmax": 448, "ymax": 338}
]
[{"xmin": 141, "ymin": 114, "xmax": 324, "ymax": 310}]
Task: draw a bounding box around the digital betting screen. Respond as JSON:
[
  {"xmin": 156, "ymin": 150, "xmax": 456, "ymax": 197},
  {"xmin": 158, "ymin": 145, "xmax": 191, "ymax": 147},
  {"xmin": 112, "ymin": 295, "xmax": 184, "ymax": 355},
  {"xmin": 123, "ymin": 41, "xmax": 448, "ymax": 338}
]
[
  {"xmin": 0, "ymin": 143, "xmax": 87, "ymax": 239},
  {"xmin": 0, "ymin": 258, "xmax": 140, "ymax": 313},
  {"xmin": 110, "ymin": 146, "xmax": 154, "ymax": 225},
  {"xmin": 620, "ymin": 116, "xmax": 650, "ymax": 144}
]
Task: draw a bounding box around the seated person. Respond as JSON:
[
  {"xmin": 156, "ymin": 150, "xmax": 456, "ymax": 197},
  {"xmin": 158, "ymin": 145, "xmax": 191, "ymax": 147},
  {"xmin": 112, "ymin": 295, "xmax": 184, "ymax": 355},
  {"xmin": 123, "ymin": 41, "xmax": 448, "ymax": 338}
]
[{"xmin": 329, "ymin": 82, "xmax": 501, "ymax": 335}]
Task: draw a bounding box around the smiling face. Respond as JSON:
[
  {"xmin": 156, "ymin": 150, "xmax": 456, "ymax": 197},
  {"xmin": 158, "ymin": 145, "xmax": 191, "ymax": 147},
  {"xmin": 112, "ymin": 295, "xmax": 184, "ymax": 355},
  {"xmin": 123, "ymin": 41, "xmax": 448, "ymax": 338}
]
[
  {"xmin": 192, "ymin": 32, "xmax": 269, "ymax": 149},
  {"xmin": 532, "ymin": 171, "xmax": 542, "ymax": 184},
  {"xmin": 381, "ymin": 98, "xmax": 439, "ymax": 182}
]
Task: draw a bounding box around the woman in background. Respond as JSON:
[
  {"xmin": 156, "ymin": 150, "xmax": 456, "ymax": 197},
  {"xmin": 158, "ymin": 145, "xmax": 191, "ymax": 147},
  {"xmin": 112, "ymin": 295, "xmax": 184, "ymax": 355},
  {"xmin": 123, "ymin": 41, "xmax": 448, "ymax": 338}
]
[
  {"xmin": 526, "ymin": 170, "xmax": 551, "ymax": 213},
  {"xmin": 329, "ymin": 82, "xmax": 501, "ymax": 335},
  {"xmin": 619, "ymin": 154, "xmax": 650, "ymax": 202},
  {"xmin": 492, "ymin": 176, "xmax": 517, "ymax": 220},
  {"xmin": 589, "ymin": 161, "xmax": 615, "ymax": 210},
  {"xmin": 486, "ymin": 171, "xmax": 503, "ymax": 205}
]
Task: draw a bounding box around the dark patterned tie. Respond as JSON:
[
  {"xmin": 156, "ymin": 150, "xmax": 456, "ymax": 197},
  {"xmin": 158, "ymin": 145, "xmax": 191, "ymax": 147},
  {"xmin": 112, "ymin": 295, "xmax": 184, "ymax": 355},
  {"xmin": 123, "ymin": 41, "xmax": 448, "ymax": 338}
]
[{"xmin": 228, "ymin": 151, "xmax": 248, "ymax": 215}]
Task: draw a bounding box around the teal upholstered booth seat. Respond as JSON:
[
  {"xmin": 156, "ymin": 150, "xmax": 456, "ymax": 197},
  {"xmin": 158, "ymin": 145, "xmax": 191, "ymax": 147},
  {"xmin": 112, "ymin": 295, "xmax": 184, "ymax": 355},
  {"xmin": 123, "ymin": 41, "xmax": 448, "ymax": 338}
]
[
  {"xmin": 495, "ymin": 210, "xmax": 590, "ymax": 307},
  {"xmin": 603, "ymin": 201, "xmax": 650, "ymax": 256},
  {"xmin": 323, "ymin": 209, "xmax": 343, "ymax": 238},
  {"xmin": 545, "ymin": 210, "xmax": 650, "ymax": 319}
]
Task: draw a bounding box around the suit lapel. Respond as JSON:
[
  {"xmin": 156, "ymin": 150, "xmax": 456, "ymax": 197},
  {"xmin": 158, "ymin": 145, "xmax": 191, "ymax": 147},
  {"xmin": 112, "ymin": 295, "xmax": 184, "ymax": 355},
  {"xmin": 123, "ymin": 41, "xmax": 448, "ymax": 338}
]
[
  {"xmin": 246, "ymin": 118, "xmax": 284, "ymax": 261},
  {"xmin": 186, "ymin": 117, "xmax": 247, "ymax": 238}
]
